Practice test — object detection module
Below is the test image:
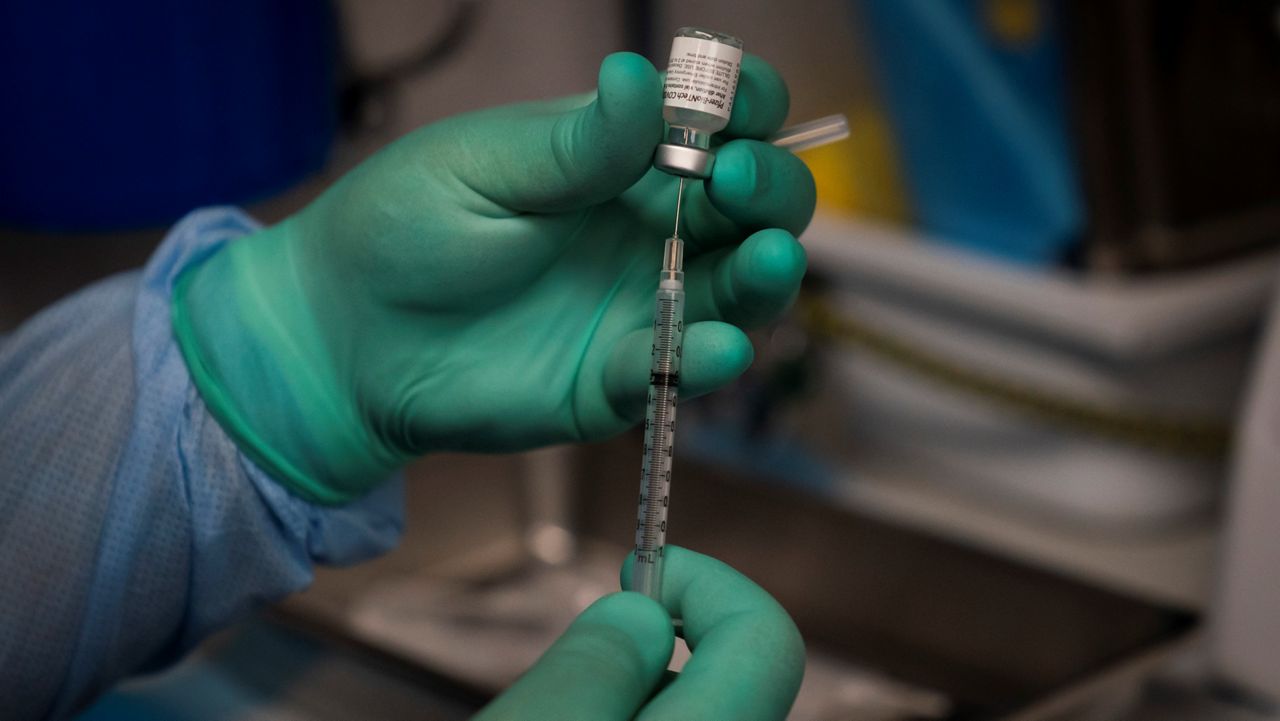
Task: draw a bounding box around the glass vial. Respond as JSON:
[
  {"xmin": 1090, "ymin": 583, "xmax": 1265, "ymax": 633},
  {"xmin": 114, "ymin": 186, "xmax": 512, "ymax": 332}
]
[{"xmin": 654, "ymin": 27, "xmax": 743, "ymax": 178}]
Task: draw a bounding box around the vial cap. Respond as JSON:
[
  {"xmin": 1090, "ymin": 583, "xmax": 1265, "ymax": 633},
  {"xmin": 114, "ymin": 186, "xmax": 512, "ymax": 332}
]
[{"xmin": 653, "ymin": 144, "xmax": 714, "ymax": 179}]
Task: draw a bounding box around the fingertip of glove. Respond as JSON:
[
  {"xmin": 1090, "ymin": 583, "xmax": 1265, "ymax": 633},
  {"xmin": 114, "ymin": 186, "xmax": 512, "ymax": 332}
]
[
  {"xmin": 710, "ymin": 141, "xmax": 817, "ymax": 235},
  {"xmin": 737, "ymin": 228, "xmax": 808, "ymax": 294},
  {"xmin": 725, "ymin": 54, "xmax": 790, "ymax": 138},
  {"xmin": 683, "ymin": 321, "xmax": 755, "ymax": 379},
  {"xmin": 578, "ymin": 592, "xmax": 674, "ymax": 673},
  {"xmin": 587, "ymin": 52, "xmax": 662, "ymax": 184},
  {"xmin": 711, "ymin": 322, "xmax": 756, "ymax": 375},
  {"xmin": 597, "ymin": 52, "xmax": 662, "ymax": 122},
  {"xmin": 710, "ymin": 141, "xmax": 763, "ymax": 204}
]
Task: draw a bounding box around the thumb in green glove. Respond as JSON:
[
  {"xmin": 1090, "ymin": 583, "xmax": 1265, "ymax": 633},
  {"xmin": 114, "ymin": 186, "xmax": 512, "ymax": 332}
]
[{"xmin": 476, "ymin": 546, "xmax": 805, "ymax": 721}]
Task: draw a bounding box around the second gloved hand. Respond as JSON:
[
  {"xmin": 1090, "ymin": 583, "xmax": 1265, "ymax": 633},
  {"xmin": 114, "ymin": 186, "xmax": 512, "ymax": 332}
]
[
  {"xmin": 475, "ymin": 546, "xmax": 805, "ymax": 721},
  {"xmin": 173, "ymin": 52, "xmax": 815, "ymax": 503}
]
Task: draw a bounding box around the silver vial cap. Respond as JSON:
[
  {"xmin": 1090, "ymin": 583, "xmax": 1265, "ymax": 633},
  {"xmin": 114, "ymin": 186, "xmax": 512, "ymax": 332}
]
[{"xmin": 653, "ymin": 144, "xmax": 714, "ymax": 179}]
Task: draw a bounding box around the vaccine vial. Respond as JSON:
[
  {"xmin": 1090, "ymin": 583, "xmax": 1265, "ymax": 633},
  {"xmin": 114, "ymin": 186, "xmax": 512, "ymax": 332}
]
[{"xmin": 653, "ymin": 27, "xmax": 743, "ymax": 179}]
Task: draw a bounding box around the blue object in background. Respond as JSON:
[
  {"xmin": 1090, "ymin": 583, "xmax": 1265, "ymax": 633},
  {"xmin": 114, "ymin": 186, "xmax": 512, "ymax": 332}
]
[
  {"xmin": 859, "ymin": 0, "xmax": 1084, "ymax": 267},
  {"xmin": 0, "ymin": 1, "xmax": 337, "ymax": 231}
]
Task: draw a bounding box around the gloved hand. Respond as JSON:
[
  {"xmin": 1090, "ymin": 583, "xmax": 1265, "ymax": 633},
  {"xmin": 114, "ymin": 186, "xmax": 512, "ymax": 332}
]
[
  {"xmin": 476, "ymin": 546, "xmax": 805, "ymax": 721},
  {"xmin": 173, "ymin": 52, "xmax": 815, "ymax": 503}
]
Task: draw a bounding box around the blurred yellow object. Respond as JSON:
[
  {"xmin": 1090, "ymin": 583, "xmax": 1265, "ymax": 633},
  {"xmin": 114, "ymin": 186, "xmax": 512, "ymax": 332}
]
[
  {"xmin": 985, "ymin": 0, "xmax": 1041, "ymax": 45},
  {"xmin": 798, "ymin": 103, "xmax": 911, "ymax": 224}
]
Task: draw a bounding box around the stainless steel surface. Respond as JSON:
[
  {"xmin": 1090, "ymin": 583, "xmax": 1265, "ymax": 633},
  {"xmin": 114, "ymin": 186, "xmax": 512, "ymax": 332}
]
[{"xmin": 79, "ymin": 617, "xmax": 485, "ymax": 721}]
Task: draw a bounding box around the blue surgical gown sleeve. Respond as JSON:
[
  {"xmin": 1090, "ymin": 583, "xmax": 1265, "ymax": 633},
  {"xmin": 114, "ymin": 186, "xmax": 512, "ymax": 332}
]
[{"xmin": 0, "ymin": 208, "xmax": 405, "ymax": 721}]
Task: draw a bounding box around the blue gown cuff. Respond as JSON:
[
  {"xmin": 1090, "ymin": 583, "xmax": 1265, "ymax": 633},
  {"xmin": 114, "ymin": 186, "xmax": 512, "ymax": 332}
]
[{"xmin": 142, "ymin": 206, "xmax": 405, "ymax": 566}]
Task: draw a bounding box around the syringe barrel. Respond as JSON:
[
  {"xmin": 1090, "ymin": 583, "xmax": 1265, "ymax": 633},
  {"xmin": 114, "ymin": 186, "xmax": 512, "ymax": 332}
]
[{"xmin": 633, "ymin": 281, "xmax": 685, "ymax": 601}]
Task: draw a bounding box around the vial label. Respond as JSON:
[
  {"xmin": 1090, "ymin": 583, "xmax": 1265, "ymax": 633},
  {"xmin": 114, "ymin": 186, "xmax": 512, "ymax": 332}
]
[{"xmin": 663, "ymin": 36, "xmax": 742, "ymax": 121}]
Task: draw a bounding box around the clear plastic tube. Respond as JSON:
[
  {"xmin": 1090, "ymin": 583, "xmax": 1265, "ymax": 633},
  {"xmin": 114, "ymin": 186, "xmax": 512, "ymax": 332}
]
[{"xmin": 768, "ymin": 113, "xmax": 850, "ymax": 153}]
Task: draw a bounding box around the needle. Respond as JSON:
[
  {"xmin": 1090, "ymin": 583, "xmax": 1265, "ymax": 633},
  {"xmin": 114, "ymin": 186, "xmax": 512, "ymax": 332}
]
[{"xmin": 672, "ymin": 177, "xmax": 685, "ymax": 240}]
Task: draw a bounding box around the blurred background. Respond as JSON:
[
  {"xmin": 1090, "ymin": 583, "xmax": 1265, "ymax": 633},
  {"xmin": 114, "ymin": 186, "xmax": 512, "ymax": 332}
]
[{"xmin": 3, "ymin": 0, "xmax": 1279, "ymax": 719}]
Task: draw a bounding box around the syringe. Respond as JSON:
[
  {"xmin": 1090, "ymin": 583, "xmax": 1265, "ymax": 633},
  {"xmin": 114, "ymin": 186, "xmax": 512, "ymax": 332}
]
[
  {"xmin": 631, "ymin": 112, "xmax": 850, "ymax": 600},
  {"xmin": 632, "ymin": 185, "xmax": 688, "ymax": 600}
]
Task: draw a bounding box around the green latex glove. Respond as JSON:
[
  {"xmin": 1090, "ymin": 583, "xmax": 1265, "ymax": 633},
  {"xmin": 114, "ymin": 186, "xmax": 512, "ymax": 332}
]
[
  {"xmin": 476, "ymin": 546, "xmax": 805, "ymax": 721},
  {"xmin": 173, "ymin": 52, "xmax": 815, "ymax": 503}
]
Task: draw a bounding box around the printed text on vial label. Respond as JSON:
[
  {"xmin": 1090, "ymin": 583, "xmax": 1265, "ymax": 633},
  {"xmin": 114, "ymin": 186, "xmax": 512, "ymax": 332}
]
[{"xmin": 663, "ymin": 41, "xmax": 741, "ymax": 119}]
